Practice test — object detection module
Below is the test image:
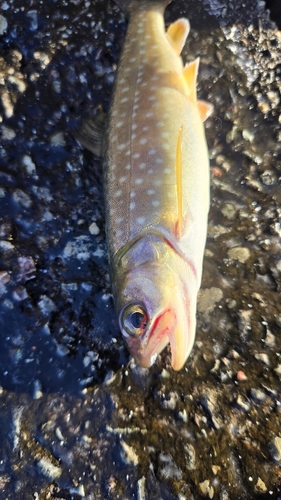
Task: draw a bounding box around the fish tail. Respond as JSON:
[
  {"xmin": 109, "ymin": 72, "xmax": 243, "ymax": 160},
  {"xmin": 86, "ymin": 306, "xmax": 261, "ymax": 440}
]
[{"xmin": 114, "ymin": 0, "xmax": 172, "ymax": 14}]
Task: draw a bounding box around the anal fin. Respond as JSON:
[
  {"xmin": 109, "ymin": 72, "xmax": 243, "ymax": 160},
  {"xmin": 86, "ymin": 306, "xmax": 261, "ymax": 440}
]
[{"xmin": 197, "ymin": 100, "xmax": 214, "ymax": 122}]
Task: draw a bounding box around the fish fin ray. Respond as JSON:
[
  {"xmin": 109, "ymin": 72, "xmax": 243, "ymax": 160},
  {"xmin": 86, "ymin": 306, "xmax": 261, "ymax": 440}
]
[
  {"xmin": 183, "ymin": 58, "xmax": 199, "ymax": 102},
  {"xmin": 73, "ymin": 110, "xmax": 107, "ymax": 157},
  {"xmin": 166, "ymin": 18, "xmax": 190, "ymax": 55},
  {"xmin": 197, "ymin": 100, "xmax": 214, "ymax": 122}
]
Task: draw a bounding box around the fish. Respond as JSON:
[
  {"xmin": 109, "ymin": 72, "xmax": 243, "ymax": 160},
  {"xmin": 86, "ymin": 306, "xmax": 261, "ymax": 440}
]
[{"xmin": 79, "ymin": 0, "xmax": 212, "ymax": 370}]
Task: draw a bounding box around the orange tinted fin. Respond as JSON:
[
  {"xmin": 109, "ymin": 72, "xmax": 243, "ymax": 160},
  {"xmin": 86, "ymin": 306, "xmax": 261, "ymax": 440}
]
[
  {"xmin": 166, "ymin": 18, "xmax": 190, "ymax": 56},
  {"xmin": 197, "ymin": 100, "xmax": 214, "ymax": 122},
  {"xmin": 175, "ymin": 125, "xmax": 183, "ymax": 239},
  {"xmin": 183, "ymin": 58, "xmax": 199, "ymax": 102}
]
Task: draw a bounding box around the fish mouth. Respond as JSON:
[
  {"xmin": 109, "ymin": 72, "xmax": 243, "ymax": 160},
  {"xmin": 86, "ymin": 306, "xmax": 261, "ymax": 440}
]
[{"xmin": 138, "ymin": 308, "xmax": 176, "ymax": 368}]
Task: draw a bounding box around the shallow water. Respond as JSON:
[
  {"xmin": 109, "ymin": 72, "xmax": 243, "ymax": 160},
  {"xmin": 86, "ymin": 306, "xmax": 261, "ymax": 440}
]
[{"xmin": 0, "ymin": 0, "xmax": 281, "ymax": 498}]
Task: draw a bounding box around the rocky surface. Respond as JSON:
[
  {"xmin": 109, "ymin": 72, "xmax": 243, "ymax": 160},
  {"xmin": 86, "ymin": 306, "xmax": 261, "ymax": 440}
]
[{"xmin": 0, "ymin": 0, "xmax": 281, "ymax": 498}]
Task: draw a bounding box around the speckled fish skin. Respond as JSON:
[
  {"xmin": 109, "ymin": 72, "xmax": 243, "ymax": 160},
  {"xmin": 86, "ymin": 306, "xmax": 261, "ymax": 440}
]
[{"xmin": 105, "ymin": 0, "xmax": 211, "ymax": 370}]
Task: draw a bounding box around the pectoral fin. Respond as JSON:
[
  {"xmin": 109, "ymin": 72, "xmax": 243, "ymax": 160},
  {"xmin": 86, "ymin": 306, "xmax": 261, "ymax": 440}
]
[
  {"xmin": 73, "ymin": 110, "xmax": 107, "ymax": 157},
  {"xmin": 166, "ymin": 18, "xmax": 190, "ymax": 55}
]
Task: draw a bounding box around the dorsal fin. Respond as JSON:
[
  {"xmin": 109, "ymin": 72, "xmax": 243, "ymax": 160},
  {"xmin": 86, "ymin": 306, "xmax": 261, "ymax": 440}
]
[
  {"xmin": 166, "ymin": 18, "xmax": 190, "ymax": 56},
  {"xmin": 175, "ymin": 125, "xmax": 183, "ymax": 239},
  {"xmin": 183, "ymin": 58, "xmax": 199, "ymax": 102},
  {"xmin": 197, "ymin": 100, "xmax": 214, "ymax": 122}
]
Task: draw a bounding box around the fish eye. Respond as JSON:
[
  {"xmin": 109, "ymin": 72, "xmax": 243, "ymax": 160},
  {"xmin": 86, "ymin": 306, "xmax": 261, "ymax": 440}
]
[{"xmin": 119, "ymin": 303, "xmax": 149, "ymax": 337}]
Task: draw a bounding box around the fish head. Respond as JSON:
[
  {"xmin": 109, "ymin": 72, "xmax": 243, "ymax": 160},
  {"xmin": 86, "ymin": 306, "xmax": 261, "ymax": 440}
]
[{"xmin": 113, "ymin": 233, "xmax": 198, "ymax": 370}]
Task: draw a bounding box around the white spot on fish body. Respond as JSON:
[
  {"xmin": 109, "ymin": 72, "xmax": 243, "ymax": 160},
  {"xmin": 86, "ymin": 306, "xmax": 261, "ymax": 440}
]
[
  {"xmin": 125, "ymin": 164, "xmax": 131, "ymax": 170},
  {"xmin": 147, "ymin": 189, "xmax": 155, "ymax": 195},
  {"xmin": 116, "ymin": 216, "xmax": 124, "ymax": 223},
  {"xmin": 154, "ymin": 179, "xmax": 162, "ymax": 186},
  {"xmin": 120, "ymin": 97, "xmax": 129, "ymax": 103},
  {"xmin": 139, "ymin": 162, "xmax": 146, "ymax": 169},
  {"xmin": 146, "ymin": 111, "xmax": 154, "ymax": 118},
  {"xmin": 156, "ymin": 121, "xmax": 164, "ymax": 127},
  {"xmin": 152, "ymin": 200, "xmax": 160, "ymax": 207},
  {"xmin": 133, "ymin": 152, "xmax": 140, "ymax": 159},
  {"xmin": 116, "ymin": 120, "xmax": 124, "ymax": 128},
  {"xmin": 117, "ymin": 143, "xmax": 126, "ymax": 151},
  {"xmin": 132, "ymin": 123, "xmax": 137, "ymax": 130},
  {"xmin": 148, "ymin": 148, "xmax": 157, "ymax": 155},
  {"xmin": 130, "ymin": 191, "xmax": 136, "ymax": 198},
  {"xmin": 114, "ymin": 189, "xmax": 123, "ymax": 197},
  {"xmin": 119, "ymin": 176, "xmax": 127, "ymax": 183},
  {"xmin": 136, "ymin": 216, "xmax": 146, "ymax": 224},
  {"xmin": 135, "ymin": 178, "xmax": 143, "ymax": 185},
  {"xmin": 164, "ymin": 168, "xmax": 171, "ymax": 174},
  {"xmin": 129, "ymin": 57, "xmax": 137, "ymax": 63},
  {"xmin": 130, "ymin": 201, "xmax": 136, "ymax": 210},
  {"xmin": 139, "ymin": 137, "xmax": 148, "ymax": 145},
  {"xmin": 116, "ymin": 229, "xmax": 124, "ymax": 237},
  {"xmin": 156, "ymin": 157, "xmax": 163, "ymax": 164}
]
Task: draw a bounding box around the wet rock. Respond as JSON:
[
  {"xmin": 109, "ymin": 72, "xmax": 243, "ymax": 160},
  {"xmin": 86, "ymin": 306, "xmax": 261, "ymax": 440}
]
[
  {"xmin": 197, "ymin": 287, "xmax": 223, "ymax": 318},
  {"xmin": 37, "ymin": 458, "xmax": 62, "ymax": 480},
  {"xmin": 0, "ymin": 271, "xmax": 10, "ymax": 285},
  {"xmin": 254, "ymin": 352, "xmax": 270, "ymax": 366},
  {"xmin": 255, "ymin": 477, "xmax": 267, "ymax": 493},
  {"xmin": 159, "ymin": 454, "xmax": 182, "ymax": 480},
  {"xmin": 269, "ymin": 436, "xmax": 281, "ymax": 464},
  {"xmin": 13, "ymin": 286, "xmax": 28, "ymax": 301},
  {"xmin": 0, "ymin": 15, "xmax": 7, "ymax": 35},
  {"xmin": 120, "ymin": 440, "xmax": 139, "ymax": 465},
  {"xmin": 250, "ymin": 388, "xmax": 267, "ymax": 403},
  {"xmin": 199, "ymin": 479, "xmax": 214, "ymax": 499},
  {"xmin": 227, "ymin": 246, "xmax": 250, "ymax": 263}
]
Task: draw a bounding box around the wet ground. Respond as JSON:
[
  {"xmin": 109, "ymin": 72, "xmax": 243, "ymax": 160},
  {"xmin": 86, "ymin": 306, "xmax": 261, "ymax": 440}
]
[{"xmin": 0, "ymin": 0, "xmax": 281, "ymax": 498}]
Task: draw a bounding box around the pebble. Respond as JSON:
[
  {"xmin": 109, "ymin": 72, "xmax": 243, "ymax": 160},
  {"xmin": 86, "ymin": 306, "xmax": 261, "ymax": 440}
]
[
  {"xmin": 227, "ymin": 246, "xmax": 250, "ymax": 263},
  {"xmin": 33, "ymin": 379, "xmax": 43, "ymax": 399},
  {"xmin": 0, "ymin": 270, "xmax": 10, "ymax": 285},
  {"xmin": 1, "ymin": 127, "xmax": 16, "ymax": 140},
  {"xmin": 235, "ymin": 395, "xmax": 251, "ymax": 412},
  {"xmin": 89, "ymin": 221, "xmax": 100, "ymax": 235},
  {"xmin": 33, "ymin": 51, "xmax": 51, "ymax": 69},
  {"xmin": 27, "ymin": 10, "xmax": 38, "ymax": 30},
  {"xmin": 50, "ymin": 131, "xmax": 65, "ymax": 146},
  {"xmin": 221, "ymin": 202, "xmax": 236, "ymax": 219},
  {"xmin": 0, "ymin": 238, "xmax": 14, "ymax": 251},
  {"xmin": 0, "ymin": 15, "xmax": 8, "ymax": 35},
  {"xmin": 254, "ymin": 353, "xmax": 270, "ymax": 366},
  {"xmin": 13, "ymin": 189, "xmax": 32, "ymax": 208},
  {"xmin": 250, "ymin": 388, "xmax": 267, "ymax": 403},
  {"xmin": 199, "ymin": 479, "xmax": 214, "ymax": 499},
  {"xmin": 1, "ymin": 92, "xmax": 13, "ymax": 118},
  {"xmin": 37, "ymin": 458, "xmax": 62, "ymax": 479},
  {"xmin": 120, "ymin": 440, "xmax": 139, "ymax": 465},
  {"xmin": 13, "ymin": 286, "xmax": 28, "ymax": 301},
  {"xmin": 21, "ymin": 155, "xmax": 37, "ymax": 178},
  {"xmin": 255, "ymin": 477, "xmax": 267, "ymax": 493},
  {"xmin": 269, "ymin": 436, "xmax": 281, "ymax": 464}
]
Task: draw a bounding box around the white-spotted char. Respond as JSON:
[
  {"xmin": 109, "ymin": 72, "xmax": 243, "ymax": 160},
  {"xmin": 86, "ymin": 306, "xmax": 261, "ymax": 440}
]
[{"xmin": 103, "ymin": 0, "xmax": 212, "ymax": 370}]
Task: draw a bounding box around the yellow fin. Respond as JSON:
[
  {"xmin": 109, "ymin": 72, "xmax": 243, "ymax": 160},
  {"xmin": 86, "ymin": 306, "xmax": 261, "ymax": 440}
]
[
  {"xmin": 197, "ymin": 100, "xmax": 214, "ymax": 122},
  {"xmin": 183, "ymin": 58, "xmax": 199, "ymax": 102},
  {"xmin": 175, "ymin": 125, "xmax": 183, "ymax": 239},
  {"xmin": 166, "ymin": 18, "xmax": 190, "ymax": 56}
]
